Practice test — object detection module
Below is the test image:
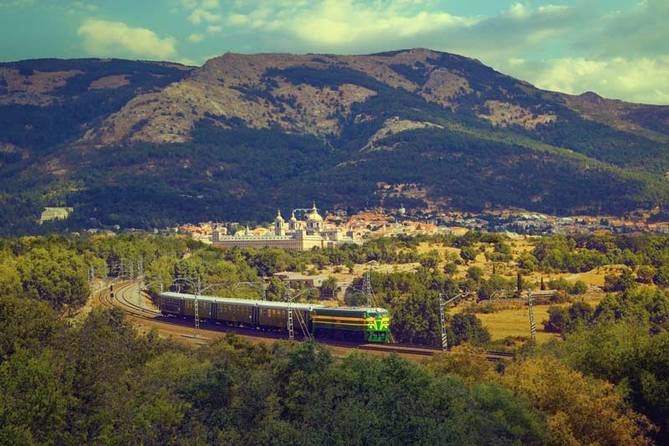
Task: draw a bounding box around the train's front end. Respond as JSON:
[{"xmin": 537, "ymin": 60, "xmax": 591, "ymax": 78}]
[{"xmin": 366, "ymin": 308, "xmax": 391, "ymax": 342}]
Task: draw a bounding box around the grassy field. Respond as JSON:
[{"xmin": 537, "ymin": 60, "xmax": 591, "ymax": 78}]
[
  {"xmin": 474, "ymin": 305, "xmax": 557, "ymax": 344},
  {"xmin": 457, "ymin": 291, "xmax": 605, "ymax": 345}
]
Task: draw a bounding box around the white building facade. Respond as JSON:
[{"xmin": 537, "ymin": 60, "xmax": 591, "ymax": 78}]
[{"xmin": 213, "ymin": 203, "xmax": 360, "ymax": 251}]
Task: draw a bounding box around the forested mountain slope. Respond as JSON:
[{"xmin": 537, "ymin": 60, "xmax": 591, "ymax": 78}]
[{"xmin": 1, "ymin": 49, "xmax": 668, "ymax": 232}]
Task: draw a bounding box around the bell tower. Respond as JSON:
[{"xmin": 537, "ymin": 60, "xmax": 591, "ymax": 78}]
[{"xmin": 274, "ymin": 209, "xmax": 286, "ymax": 236}]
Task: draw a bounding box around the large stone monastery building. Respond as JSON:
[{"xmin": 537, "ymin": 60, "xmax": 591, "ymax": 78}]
[{"xmin": 212, "ymin": 203, "xmax": 360, "ymax": 251}]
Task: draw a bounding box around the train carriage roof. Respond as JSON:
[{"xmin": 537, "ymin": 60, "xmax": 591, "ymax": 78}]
[
  {"xmin": 160, "ymin": 291, "xmax": 325, "ymax": 311},
  {"xmin": 313, "ymin": 306, "xmax": 389, "ymax": 316}
]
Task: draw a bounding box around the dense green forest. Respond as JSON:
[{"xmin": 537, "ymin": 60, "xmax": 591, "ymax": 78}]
[{"xmin": 2, "ymin": 232, "xmax": 669, "ymax": 443}]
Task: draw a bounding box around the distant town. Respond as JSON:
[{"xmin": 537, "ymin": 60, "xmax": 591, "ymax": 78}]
[{"xmin": 165, "ymin": 203, "xmax": 669, "ymax": 248}]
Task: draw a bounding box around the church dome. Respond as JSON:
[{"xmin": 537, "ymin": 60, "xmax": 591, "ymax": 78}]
[
  {"xmin": 307, "ymin": 203, "xmax": 323, "ymax": 222},
  {"xmin": 275, "ymin": 209, "xmax": 284, "ymax": 223}
]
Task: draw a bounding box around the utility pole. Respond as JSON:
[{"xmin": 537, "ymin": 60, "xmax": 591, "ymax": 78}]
[
  {"xmin": 287, "ymin": 299, "xmax": 295, "ymax": 341},
  {"xmin": 437, "ymin": 292, "xmax": 466, "ymax": 351},
  {"xmin": 137, "ymin": 257, "xmax": 144, "ymax": 276},
  {"xmin": 194, "ymin": 275, "xmax": 201, "ymax": 329},
  {"xmin": 528, "ymin": 290, "xmax": 536, "ymax": 342},
  {"xmin": 285, "ymin": 287, "xmax": 316, "ymax": 341},
  {"xmin": 439, "ymin": 295, "xmax": 448, "ymax": 351},
  {"xmin": 363, "ymin": 268, "xmax": 374, "ymax": 307}
]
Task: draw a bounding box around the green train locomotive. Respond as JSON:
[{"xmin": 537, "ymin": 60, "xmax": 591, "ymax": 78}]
[{"xmin": 158, "ymin": 292, "xmax": 391, "ymax": 343}]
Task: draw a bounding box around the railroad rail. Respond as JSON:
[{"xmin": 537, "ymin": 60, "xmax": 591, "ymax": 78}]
[{"xmin": 97, "ymin": 281, "xmax": 516, "ymax": 362}]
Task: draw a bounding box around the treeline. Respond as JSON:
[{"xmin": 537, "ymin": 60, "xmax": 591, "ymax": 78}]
[
  {"xmin": 540, "ymin": 284, "xmax": 669, "ymax": 442},
  {"xmin": 530, "ymin": 234, "xmax": 669, "ymax": 439},
  {"xmin": 0, "ymin": 300, "xmax": 655, "ymax": 445},
  {"xmin": 0, "ymin": 237, "xmax": 90, "ymax": 310},
  {"xmin": 0, "ymin": 233, "xmax": 422, "ymax": 306},
  {"xmin": 519, "ymin": 233, "xmax": 669, "ymax": 286}
]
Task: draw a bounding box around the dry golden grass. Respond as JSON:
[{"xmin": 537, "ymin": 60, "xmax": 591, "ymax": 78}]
[
  {"xmin": 475, "ymin": 305, "xmax": 558, "ymax": 344},
  {"xmin": 459, "ymin": 291, "xmax": 605, "ymax": 344}
]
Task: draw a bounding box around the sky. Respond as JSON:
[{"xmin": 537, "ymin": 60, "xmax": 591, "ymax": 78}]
[{"xmin": 0, "ymin": 0, "xmax": 667, "ymax": 104}]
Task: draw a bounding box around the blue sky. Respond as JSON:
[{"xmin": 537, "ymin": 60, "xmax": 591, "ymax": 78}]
[{"xmin": 1, "ymin": 0, "xmax": 667, "ymax": 104}]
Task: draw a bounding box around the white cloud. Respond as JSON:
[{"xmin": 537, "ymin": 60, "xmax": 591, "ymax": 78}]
[
  {"xmin": 216, "ymin": 0, "xmax": 580, "ymax": 56},
  {"xmin": 77, "ymin": 19, "xmax": 177, "ymax": 59},
  {"xmin": 223, "ymin": 0, "xmax": 477, "ymax": 48},
  {"xmin": 207, "ymin": 25, "xmax": 223, "ymax": 33},
  {"xmin": 508, "ymin": 3, "xmax": 530, "ymax": 19},
  {"xmin": 188, "ymin": 8, "xmax": 221, "ymax": 24},
  {"xmin": 188, "ymin": 32, "xmax": 205, "ymax": 43},
  {"xmin": 293, "ymin": 2, "xmax": 474, "ymax": 46},
  {"xmin": 499, "ymin": 56, "xmax": 669, "ymax": 105},
  {"xmin": 181, "ymin": 0, "xmax": 223, "ymax": 25}
]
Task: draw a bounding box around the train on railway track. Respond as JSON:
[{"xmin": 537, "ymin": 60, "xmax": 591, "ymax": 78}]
[{"xmin": 158, "ymin": 292, "xmax": 391, "ymax": 343}]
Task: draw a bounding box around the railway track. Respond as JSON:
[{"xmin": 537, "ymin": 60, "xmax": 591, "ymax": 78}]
[
  {"xmin": 97, "ymin": 281, "xmax": 515, "ymax": 362},
  {"xmin": 98, "ymin": 281, "xmax": 159, "ymax": 318}
]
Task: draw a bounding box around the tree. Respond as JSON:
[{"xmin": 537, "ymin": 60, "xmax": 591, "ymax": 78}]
[
  {"xmin": 636, "ymin": 265, "xmax": 656, "ymax": 284},
  {"xmin": 570, "ymin": 280, "xmax": 588, "ymax": 295},
  {"xmin": 320, "ymin": 276, "xmax": 338, "ymax": 299},
  {"xmin": 592, "ymin": 287, "xmax": 669, "ymax": 332},
  {"xmin": 426, "ymin": 344, "xmax": 496, "ymax": 385},
  {"xmin": 503, "ymin": 357, "xmax": 654, "ymax": 446},
  {"xmin": 544, "ymin": 306, "xmax": 569, "ymax": 333},
  {"xmin": 450, "ymin": 313, "xmax": 491, "ymax": 347},
  {"xmin": 266, "ymin": 277, "xmax": 287, "ymax": 301},
  {"xmin": 518, "ymin": 253, "xmax": 539, "ymax": 272},
  {"xmin": 460, "ymin": 246, "xmax": 477, "ymax": 264},
  {"xmin": 0, "ymin": 295, "xmax": 59, "ymax": 360},
  {"xmin": 16, "ymin": 246, "xmax": 89, "ymax": 309},
  {"xmin": 478, "ymin": 274, "xmax": 513, "ymax": 300},
  {"xmin": 466, "ymin": 266, "xmax": 484, "ymax": 283},
  {"xmin": 419, "ymin": 250, "xmax": 441, "ymax": 270},
  {"xmin": 0, "ymin": 349, "xmax": 72, "ymax": 445},
  {"xmin": 144, "ymin": 255, "xmax": 176, "ymax": 294},
  {"xmin": 563, "ymin": 323, "xmax": 669, "ymax": 443},
  {"xmin": 0, "ymin": 259, "xmax": 21, "ymax": 297},
  {"xmin": 603, "ymin": 269, "xmax": 636, "ymax": 292},
  {"xmin": 654, "ymin": 265, "xmax": 669, "ymax": 287},
  {"xmin": 443, "ymin": 262, "xmax": 458, "ymax": 275},
  {"xmin": 390, "ymin": 292, "xmax": 441, "ymax": 345}
]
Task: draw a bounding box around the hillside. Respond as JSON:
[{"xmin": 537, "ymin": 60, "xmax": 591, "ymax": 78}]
[{"xmin": 1, "ymin": 49, "xmax": 668, "ymax": 232}]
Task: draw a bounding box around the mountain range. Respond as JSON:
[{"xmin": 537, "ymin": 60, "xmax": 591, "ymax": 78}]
[{"xmin": 1, "ymin": 48, "xmax": 669, "ymax": 233}]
